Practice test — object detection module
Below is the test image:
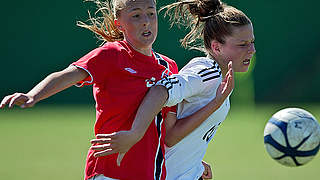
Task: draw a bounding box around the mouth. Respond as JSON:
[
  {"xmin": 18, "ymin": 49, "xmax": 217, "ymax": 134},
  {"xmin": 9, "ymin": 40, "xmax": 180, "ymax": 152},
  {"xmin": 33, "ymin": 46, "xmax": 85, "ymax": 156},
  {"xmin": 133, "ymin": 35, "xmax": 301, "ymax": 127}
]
[
  {"xmin": 243, "ymin": 59, "xmax": 251, "ymax": 65},
  {"xmin": 142, "ymin": 30, "xmax": 152, "ymax": 37}
]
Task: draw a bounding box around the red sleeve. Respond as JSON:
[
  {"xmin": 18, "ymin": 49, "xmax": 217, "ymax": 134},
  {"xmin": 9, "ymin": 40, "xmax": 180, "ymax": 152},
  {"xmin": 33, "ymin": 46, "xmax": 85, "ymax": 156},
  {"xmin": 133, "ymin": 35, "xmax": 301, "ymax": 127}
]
[
  {"xmin": 71, "ymin": 43, "xmax": 119, "ymax": 86},
  {"xmin": 170, "ymin": 61, "xmax": 179, "ymax": 74},
  {"xmin": 162, "ymin": 105, "xmax": 177, "ymax": 121},
  {"xmin": 163, "ymin": 105, "xmax": 177, "ymax": 113},
  {"xmin": 161, "ymin": 55, "xmax": 179, "ymax": 75}
]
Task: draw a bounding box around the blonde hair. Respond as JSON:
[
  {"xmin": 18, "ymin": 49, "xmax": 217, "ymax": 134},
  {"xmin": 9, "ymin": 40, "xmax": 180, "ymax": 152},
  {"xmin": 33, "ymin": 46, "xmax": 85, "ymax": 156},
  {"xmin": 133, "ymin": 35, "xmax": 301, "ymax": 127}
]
[
  {"xmin": 77, "ymin": 0, "xmax": 157, "ymax": 43},
  {"xmin": 161, "ymin": 0, "xmax": 251, "ymax": 53},
  {"xmin": 77, "ymin": 0, "xmax": 124, "ymax": 43}
]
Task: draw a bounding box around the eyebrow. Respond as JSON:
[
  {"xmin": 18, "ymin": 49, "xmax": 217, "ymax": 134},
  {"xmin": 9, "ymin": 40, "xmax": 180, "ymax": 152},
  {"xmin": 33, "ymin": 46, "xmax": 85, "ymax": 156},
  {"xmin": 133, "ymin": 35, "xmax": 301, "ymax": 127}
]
[
  {"xmin": 238, "ymin": 38, "xmax": 255, "ymax": 43},
  {"xmin": 128, "ymin": 7, "xmax": 156, "ymax": 12}
]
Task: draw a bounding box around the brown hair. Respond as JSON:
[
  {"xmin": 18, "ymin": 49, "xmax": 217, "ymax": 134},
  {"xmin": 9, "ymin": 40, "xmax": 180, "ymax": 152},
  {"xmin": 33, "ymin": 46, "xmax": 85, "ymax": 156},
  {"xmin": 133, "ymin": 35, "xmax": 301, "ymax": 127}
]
[{"xmin": 161, "ymin": 0, "xmax": 251, "ymax": 53}]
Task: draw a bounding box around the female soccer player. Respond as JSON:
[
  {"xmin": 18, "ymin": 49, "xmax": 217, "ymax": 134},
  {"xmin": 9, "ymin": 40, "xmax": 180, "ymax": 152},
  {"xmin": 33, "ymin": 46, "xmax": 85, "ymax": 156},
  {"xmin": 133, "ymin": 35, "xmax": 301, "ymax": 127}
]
[
  {"xmin": 90, "ymin": 0, "xmax": 256, "ymax": 179},
  {"xmin": 0, "ymin": 0, "xmax": 179, "ymax": 180}
]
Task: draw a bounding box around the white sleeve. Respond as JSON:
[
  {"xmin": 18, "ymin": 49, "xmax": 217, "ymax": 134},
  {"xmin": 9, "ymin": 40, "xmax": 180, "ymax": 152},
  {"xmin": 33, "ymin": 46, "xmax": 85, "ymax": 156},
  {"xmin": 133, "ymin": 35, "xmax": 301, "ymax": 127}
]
[
  {"xmin": 156, "ymin": 61, "xmax": 222, "ymax": 107},
  {"xmin": 156, "ymin": 73, "xmax": 205, "ymax": 107}
]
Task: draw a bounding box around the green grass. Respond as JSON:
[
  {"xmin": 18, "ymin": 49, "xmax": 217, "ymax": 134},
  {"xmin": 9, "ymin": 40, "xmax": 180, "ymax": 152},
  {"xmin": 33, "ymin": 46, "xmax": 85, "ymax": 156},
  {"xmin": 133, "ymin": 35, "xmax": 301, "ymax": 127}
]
[
  {"xmin": 0, "ymin": 104, "xmax": 319, "ymax": 180},
  {"xmin": 204, "ymin": 103, "xmax": 320, "ymax": 180},
  {"xmin": 0, "ymin": 105, "xmax": 95, "ymax": 180}
]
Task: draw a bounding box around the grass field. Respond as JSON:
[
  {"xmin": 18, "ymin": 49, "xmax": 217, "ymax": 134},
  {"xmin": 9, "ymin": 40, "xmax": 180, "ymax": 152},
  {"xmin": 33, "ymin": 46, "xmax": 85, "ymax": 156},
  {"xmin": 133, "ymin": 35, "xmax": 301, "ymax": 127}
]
[{"xmin": 0, "ymin": 104, "xmax": 319, "ymax": 180}]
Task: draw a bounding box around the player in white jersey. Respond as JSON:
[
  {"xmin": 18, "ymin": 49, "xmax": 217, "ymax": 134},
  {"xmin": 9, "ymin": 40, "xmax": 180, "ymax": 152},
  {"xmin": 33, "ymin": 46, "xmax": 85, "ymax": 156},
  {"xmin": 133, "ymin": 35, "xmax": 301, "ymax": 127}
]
[
  {"xmin": 158, "ymin": 57, "xmax": 231, "ymax": 179},
  {"xmin": 89, "ymin": 0, "xmax": 256, "ymax": 179}
]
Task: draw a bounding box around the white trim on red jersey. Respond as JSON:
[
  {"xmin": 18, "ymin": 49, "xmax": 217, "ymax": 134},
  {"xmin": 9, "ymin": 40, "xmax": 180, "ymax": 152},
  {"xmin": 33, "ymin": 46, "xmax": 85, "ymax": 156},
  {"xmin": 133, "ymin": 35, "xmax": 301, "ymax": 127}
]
[{"xmin": 72, "ymin": 65, "xmax": 94, "ymax": 87}]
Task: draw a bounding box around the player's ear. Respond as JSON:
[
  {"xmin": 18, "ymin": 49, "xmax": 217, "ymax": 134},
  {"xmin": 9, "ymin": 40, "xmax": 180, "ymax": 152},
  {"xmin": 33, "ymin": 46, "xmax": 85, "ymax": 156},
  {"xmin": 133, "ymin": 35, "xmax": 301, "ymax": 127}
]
[
  {"xmin": 211, "ymin": 40, "xmax": 221, "ymax": 56},
  {"xmin": 114, "ymin": 19, "xmax": 124, "ymax": 31}
]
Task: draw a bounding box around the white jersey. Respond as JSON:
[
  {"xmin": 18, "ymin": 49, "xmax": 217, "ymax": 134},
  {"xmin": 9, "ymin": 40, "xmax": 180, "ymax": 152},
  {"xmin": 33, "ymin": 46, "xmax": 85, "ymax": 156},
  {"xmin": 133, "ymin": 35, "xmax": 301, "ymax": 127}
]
[{"xmin": 157, "ymin": 57, "xmax": 231, "ymax": 180}]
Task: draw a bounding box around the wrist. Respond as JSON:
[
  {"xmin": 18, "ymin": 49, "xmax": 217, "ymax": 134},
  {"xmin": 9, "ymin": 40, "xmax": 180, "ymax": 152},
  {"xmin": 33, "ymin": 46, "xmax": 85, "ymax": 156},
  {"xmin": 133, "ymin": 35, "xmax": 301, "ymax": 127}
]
[
  {"xmin": 128, "ymin": 129, "xmax": 144, "ymax": 143},
  {"xmin": 26, "ymin": 93, "xmax": 38, "ymax": 103}
]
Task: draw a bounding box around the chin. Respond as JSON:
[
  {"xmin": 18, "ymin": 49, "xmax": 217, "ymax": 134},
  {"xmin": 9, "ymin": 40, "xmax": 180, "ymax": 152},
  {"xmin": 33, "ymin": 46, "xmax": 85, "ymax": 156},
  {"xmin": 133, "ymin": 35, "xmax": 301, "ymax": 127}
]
[
  {"xmin": 242, "ymin": 68, "xmax": 250, "ymax": 73},
  {"xmin": 236, "ymin": 67, "xmax": 250, "ymax": 73},
  {"xmin": 140, "ymin": 40, "xmax": 155, "ymax": 48}
]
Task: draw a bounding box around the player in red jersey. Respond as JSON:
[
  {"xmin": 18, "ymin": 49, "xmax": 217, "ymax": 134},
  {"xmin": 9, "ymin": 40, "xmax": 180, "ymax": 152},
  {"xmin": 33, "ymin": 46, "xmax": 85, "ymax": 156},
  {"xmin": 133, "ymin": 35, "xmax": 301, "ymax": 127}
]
[
  {"xmin": 88, "ymin": 0, "xmax": 255, "ymax": 180},
  {"xmin": 0, "ymin": 0, "xmax": 178, "ymax": 179}
]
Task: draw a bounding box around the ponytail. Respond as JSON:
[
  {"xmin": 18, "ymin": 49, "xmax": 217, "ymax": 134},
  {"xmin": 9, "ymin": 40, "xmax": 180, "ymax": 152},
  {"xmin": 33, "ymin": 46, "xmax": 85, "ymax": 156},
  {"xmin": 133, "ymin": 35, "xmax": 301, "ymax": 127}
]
[{"xmin": 161, "ymin": 0, "xmax": 251, "ymax": 53}]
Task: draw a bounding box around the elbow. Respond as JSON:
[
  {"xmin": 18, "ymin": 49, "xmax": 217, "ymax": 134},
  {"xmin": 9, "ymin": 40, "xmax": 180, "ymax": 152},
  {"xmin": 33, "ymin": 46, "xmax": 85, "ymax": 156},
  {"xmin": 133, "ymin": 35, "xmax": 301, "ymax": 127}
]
[
  {"xmin": 165, "ymin": 141, "xmax": 175, "ymax": 148},
  {"xmin": 165, "ymin": 137, "xmax": 177, "ymax": 148},
  {"xmin": 151, "ymin": 85, "xmax": 168, "ymax": 100}
]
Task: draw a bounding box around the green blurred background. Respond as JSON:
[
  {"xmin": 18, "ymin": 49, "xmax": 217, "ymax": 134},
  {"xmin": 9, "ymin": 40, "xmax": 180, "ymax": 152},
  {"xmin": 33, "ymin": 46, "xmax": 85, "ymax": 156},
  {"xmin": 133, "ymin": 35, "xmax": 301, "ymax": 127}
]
[
  {"xmin": 1, "ymin": 0, "xmax": 319, "ymax": 180},
  {"xmin": 1, "ymin": 0, "xmax": 320, "ymax": 103}
]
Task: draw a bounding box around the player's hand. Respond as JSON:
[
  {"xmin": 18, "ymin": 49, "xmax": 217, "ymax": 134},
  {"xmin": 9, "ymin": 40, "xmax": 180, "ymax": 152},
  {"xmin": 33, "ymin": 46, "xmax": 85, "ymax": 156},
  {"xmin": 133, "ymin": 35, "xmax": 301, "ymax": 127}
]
[
  {"xmin": 90, "ymin": 131, "xmax": 140, "ymax": 166},
  {"xmin": 0, "ymin": 93, "xmax": 36, "ymax": 109},
  {"xmin": 215, "ymin": 61, "xmax": 234, "ymax": 105},
  {"xmin": 201, "ymin": 161, "xmax": 213, "ymax": 179}
]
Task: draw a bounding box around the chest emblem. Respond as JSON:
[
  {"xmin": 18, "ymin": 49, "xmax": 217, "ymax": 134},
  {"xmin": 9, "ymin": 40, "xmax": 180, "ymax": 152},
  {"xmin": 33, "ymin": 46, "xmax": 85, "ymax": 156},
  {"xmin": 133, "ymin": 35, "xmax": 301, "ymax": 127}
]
[{"xmin": 125, "ymin": 68, "xmax": 137, "ymax": 74}]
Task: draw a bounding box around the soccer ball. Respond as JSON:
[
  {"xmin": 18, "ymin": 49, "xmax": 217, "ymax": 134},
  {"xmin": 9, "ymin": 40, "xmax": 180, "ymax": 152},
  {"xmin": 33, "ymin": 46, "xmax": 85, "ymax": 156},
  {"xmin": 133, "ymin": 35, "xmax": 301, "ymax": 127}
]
[{"xmin": 263, "ymin": 107, "xmax": 320, "ymax": 167}]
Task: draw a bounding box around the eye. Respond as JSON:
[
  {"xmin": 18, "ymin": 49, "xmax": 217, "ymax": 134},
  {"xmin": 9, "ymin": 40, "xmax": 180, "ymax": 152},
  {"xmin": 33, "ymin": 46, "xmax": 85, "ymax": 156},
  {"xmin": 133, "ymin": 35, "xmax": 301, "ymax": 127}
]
[
  {"xmin": 147, "ymin": 8, "xmax": 157, "ymax": 16},
  {"xmin": 132, "ymin": 14, "xmax": 140, "ymax": 18},
  {"xmin": 238, "ymin": 40, "xmax": 255, "ymax": 47},
  {"xmin": 238, "ymin": 44, "xmax": 248, "ymax": 47}
]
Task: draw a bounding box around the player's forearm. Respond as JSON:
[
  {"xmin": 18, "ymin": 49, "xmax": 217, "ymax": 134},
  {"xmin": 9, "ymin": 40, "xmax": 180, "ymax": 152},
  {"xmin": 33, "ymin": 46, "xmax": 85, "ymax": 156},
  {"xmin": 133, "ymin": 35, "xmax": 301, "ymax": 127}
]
[
  {"xmin": 130, "ymin": 85, "xmax": 168, "ymax": 141},
  {"xmin": 166, "ymin": 98, "xmax": 222, "ymax": 147},
  {"xmin": 27, "ymin": 73, "xmax": 71, "ymax": 103},
  {"xmin": 27, "ymin": 66, "xmax": 88, "ymax": 103}
]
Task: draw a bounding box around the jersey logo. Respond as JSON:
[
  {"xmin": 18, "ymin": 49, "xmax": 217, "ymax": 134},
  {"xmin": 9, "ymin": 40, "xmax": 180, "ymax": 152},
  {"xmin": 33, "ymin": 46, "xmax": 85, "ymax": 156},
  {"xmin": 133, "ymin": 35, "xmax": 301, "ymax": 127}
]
[
  {"xmin": 145, "ymin": 77, "xmax": 156, "ymax": 87},
  {"xmin": 203, "ymin": 122, "xmax": 221, "ymax": 142},
  {"xmin": 124, "ymin": 68, "xmax": 137, "ymax": 74}
]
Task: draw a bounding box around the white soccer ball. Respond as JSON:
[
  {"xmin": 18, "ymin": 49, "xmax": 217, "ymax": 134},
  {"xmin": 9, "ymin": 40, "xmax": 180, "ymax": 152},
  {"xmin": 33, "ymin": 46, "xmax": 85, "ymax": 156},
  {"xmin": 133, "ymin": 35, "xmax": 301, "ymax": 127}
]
[{"xmin": 263, "ymin": 107, "xmax": 320, "ymax": 167}]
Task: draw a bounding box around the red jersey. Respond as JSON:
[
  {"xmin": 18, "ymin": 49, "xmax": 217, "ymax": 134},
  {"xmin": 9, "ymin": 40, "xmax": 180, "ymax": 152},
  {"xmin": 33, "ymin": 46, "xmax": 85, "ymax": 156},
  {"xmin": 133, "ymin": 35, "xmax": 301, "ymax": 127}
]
[{"xmin": 72, "ymin": 41, "xmax": 178, "ymax": 180}]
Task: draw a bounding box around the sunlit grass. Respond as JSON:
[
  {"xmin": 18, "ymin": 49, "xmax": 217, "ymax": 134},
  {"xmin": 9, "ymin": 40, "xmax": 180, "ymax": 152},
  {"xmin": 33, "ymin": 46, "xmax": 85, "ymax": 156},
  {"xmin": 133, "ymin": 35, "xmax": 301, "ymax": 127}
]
[
  {"xmin": 204, "ymin": 103, "xmax": 320, "ymax": 180},
  {"xmin": 0, "ymin": 104, "xmax": 319, "ymax": 180}
]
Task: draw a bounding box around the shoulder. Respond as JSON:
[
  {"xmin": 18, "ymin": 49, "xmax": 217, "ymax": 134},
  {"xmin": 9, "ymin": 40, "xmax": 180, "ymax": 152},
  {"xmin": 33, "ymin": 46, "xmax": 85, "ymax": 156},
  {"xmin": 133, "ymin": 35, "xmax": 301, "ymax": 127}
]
[
  {"xmin": 181, "ymin": 57, "xmax": 222, "ymax": 83},
  {"xmin": 79, "ymin": 42, "xmax": 121, "ymax": 60},
  {"xmin": 98, "ymin": 41, "xmax": 126, "ymax": 55},
  {"xmin": 182, "ymin": 57, "xmax": 215, "ymax": 70},
  {"xmin": 84, "ymin": 41, "xmax": 134, "ymax": 63},
  {"xmin": 76, "ymin": 41, "xmax": 129, "ymax": 69}
]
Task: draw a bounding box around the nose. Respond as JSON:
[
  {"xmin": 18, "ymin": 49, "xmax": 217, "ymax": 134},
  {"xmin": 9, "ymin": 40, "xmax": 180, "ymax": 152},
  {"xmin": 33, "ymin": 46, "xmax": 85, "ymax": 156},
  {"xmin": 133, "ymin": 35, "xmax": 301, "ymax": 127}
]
[
  {"xmin": 142, "ymin": 14, "xmax": 150, "ymax": 27},
  {"xmin": 248, "ymin": 43, "xmax": 256, "ymax": 54}
]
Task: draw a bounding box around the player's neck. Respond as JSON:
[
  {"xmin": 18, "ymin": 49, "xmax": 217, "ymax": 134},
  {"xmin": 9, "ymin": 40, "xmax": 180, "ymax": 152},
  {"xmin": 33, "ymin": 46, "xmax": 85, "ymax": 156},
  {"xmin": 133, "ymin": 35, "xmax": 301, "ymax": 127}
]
[
  {"xmin": 220, "ymin": 67, "xmax": 228, "ymax": 78},
  {"xmin": 208, "ymin": 54, "xmax": 227, "ymax": 78},
  {"xmin": 126, "ymin": 39, "xmax": 152, "ymax": 56}
]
